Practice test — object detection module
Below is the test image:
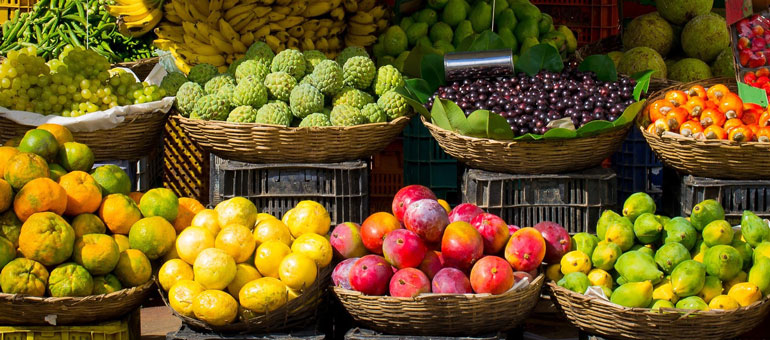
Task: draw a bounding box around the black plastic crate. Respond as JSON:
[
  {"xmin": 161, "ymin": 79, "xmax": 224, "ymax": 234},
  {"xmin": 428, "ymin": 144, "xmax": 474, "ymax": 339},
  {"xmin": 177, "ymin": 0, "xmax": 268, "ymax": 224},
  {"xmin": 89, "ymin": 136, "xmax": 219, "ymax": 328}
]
[
  {"xmin": 462, "ymin": 167, "xmax": 617, "ymax": 234},
  {"xmin": 210, "ymin": 155, "xmax": 368, "ymax": 225},
  {"xmin": 611, "ymin": 129, "xmax": 663, "ymax": 209},
  {"xmin": 166, "ymin": 325, "xmax": 324, "ymax": 340},
  {"xmin": 344, "ymin": 328, "xmax": 505, "ymax": 340}
]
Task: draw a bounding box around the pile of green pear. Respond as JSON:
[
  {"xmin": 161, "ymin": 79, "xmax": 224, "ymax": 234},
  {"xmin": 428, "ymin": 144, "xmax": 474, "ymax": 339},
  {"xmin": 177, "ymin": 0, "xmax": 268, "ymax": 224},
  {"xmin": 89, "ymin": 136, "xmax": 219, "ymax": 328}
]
[{"xmin": 550, "ymin": 192, "xmax": 770, "ymax": 311}]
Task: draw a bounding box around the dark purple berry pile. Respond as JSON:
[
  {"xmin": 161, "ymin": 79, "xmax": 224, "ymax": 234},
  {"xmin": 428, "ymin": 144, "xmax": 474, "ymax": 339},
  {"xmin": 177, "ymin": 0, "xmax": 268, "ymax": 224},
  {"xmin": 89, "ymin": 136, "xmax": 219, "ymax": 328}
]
[{"xmin": 426, "ymin": 67, "xmax": 636, "ymax": 136}]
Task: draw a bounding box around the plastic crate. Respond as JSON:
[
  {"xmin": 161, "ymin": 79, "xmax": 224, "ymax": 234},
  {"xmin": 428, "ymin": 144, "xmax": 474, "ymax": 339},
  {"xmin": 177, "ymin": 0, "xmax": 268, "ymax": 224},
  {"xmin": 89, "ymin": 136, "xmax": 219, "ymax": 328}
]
[
  {"xmin": 163, "ymin": 118, "xmax": 210, "ymax": 204},
  {"xmin": 210, "ymin": 155, "xmax": 368, "ymax": 225},
  {"xmin": 0, "ymin": 0, "xmax": 35, "ymax": 24},
  {"xmin": 370, "ymin": 138, "xmax": 403, "ymax": 214},
  {"xmin": 532, "ymin": 0, "xmax": 620, "ymax": 46},
  {"xmin": 611, "ymin": 128, "xmax": 663, "ymax": 209},
  {"xmin": 166, "ymin": 325, "xmax": 324, "ymax": 340},
  {"xmin": 462, "ymin": 167, "xmax": 617, "ymax": 234},
  {"xmin": 0, "ymin": 309, "xmax": 138, "ymax": 340},
  {"xmin": 344, "ymin": 328, "xmax": 505, "ymax": 340},
  {"xmin": 403, "ymin": 118, "xmax": 460, "ymax": 202}
]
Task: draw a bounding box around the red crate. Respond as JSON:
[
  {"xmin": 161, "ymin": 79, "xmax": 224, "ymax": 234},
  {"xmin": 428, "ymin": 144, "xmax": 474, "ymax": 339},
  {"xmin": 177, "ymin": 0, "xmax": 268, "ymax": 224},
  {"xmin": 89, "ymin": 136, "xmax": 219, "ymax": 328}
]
[
  {"xmin": 533, "ymin": 0, "xmax": 620, "ymax": 46},
  {"xmin": 369, "ymin": 138, "xmax": 403, "ymax": 214},
  {"xmin": 621, "ymin": 0, "xmax": 655, "ymax": 19}
]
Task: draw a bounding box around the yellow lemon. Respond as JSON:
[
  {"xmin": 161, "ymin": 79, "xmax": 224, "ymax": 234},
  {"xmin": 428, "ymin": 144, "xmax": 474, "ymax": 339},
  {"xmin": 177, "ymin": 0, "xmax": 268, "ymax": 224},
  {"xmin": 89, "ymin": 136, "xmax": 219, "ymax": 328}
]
[
  {"xmin": 239, "ymin": 277, "xmax": 288, "ymax": 313},
  {"xmin": 227, "ymin": 263, "xmax": 262, "ymax": 297},
  {"xmin": 192, "ymin": 290, "xmax": 239, "ymax": 326},
  {"xmin": 728, "ymin": 282, "xmax": 762, "ymax": 307},
  {"xmin": 176, "ymin": 226, "xmax": 215, "ymax": 265},
  {"xmin": 191, "ymin": 209, "xmax": 221, "ymax": 236},
  {"xmin": 437, "ymin": 199, "xmax": 451, "ymax": 214},
  {"xmin": 709, "ymin": 294, "xmax": 740, "ymax": 310},
  {"xmin": 546, "ymin": 264, "xmax": 563, "ymax": 282},
  {"xmin": 290, "ymin": 233, "xmax": 332, "ymax": 268},
  {"xmin": 282, "ymin": 201, "xmax": 330, "ymax": 238},
  {"xmin": 253, "ymin": 218, "xmax": 293, "ymax": 247},
  {"xmin": 216, "ymin": 224, "xmax": 257, "ymax": 263},
  {"xmin": 215, "ymin": 197, "xmax": 258, "ymax": 229},
  {"xmin": 560, "ymin": 250, "xmax": 592, "ymax": 275},
  {"xmin": 159, "ymin": 259, "xmax": 194, "ymax": 292},
  {"xmin": 168, "ymin": 280, "xmax": 205, "ymax": 318},
  {"xmin": 279, "ymin": 252, "xmax": 317, "ymax": 291},
  {"xmin": 587, "ymin": 268, "xmax": 613, "ymax": 289},
  {"xmin": 254, "ymin": 240, "xmax": 292, "ymax": 278},
  {"xmin": 193, "ymin": 248, "xmax": 237, "ymax": 290},
  {"xmin": 113, "ymin": 234, "xmax": 129, "ymax": 253}
]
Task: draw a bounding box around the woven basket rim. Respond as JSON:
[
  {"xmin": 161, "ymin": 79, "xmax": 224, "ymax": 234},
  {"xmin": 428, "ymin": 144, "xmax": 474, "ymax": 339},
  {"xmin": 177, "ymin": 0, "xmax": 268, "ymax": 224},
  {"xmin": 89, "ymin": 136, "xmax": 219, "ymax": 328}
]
[
  {"xmin": 0, "ymin": 277, "xmax": 154, "ymax": 303},
  {"xmin": 173, "ymin": 114, "xmax": 411, "ymax": 130}
]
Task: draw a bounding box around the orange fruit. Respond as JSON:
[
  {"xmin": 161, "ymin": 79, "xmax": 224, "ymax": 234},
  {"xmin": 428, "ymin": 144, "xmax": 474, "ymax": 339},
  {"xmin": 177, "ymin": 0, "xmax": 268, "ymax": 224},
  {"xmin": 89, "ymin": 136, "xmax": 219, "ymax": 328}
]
[
  {"xmin": 19, "ymin": 212, "xmax": 75, "ymax": 266},
  {"xmin": 227, "ymin": 263, "xmax": 261, "ymax": 297},
  {"xmin": 3, "ymin": 152, "xmax": 49, "ymax": 190},
  {"xmin": 0, "ymin": 210, "xmax": 22, "ymax": 248},
  {"xmin": 215, "ymin": 197, "xmax": 258, "ymax": 229},
  {"xmin": 72, "ymin": 234, "xmax": 120, "ymax": 275},
  {"xmin": 48, "ymin": 163, "xmax": 67, "ymax": 182},
  {"xmin": 48, "ymin": 262, "xmax": 94, "ymax": 297},
  {"xmin": 215, "ymin": 224, "xmax": 257, "ymax": 263},
  {"xmin": 173, "ymin": 197, "xmax": 205, "ymax": 233},
  {"xmin": 282, "ymin": 200, "xmax": 330, "ymax": 238},
  {"xmin": 128, "ymin": 216, "xmax": 177, "ymax": 260},
  {"xmin": 57, "ymin": 142, "xmax": 94, "ymax": 172},
  {"xmin": 193, "ymin": 248, "xmax": 237, "ymax": 290},
  {"xmin": 91, "ymin": 164, "xmax": 132, "ymax": 195},
  {"xmin": 128, "ymin": 192, "xmax": 143, "ymax": 205},
  {"xmin": 139, "ymin": 188, "xmax": 179, "ymax": 222},
  {"xmin": 191, "ymin": 209, "xmax": 221, "ymax": 236},
  {"xmin": 278, "ymin": 253, "xmax": 317, "ymax": 290},
  {"xmin": 291, "ymin": 233, "xmax": 333, "ymax": 268},
  {"xmin": 239, "ymin": 277, "xmax": 288, "ymax": 313},
  {"xmin": 113, "ymin": 234, "xmax": 129, "ymax": 253},
  {"xmin": 13, "ymin": 177, "xmax": 67, "ymax": 222},
  {"xmin": 71, "ymin": 213, "xmax": 106, "ymax": 238},
  {"xmin": 37, "ymin": 124, "xmax": 74, "ymax": 146},
  {"xmin": 254, "ymin": 240, "xmax": 291, "ymax": 279},
  {"xmin": 0, "ymin": 258, "xmax": 49, "ymax": 296},
  {"xmin": 176, "ymin": 226, "xmax": 215, "ymax": 265},
  {"xmin": 99, "ymin": 194, "xmax": 142, "ymax": 234},
  {"xmin": 92, "ymin": 274, "xmax": 123, "ymax": 295},
  {"xmin": 59, "ymin": 171, "xmax": 102, "ymax": 216},
  {"xmin": 159, "ymin": 259, "xmax": 194, "ymax": 292},
  {"xmin": 0, "ymin": 146, "xmax": 20, "ymax": 177},
  {"xmin": 192, "ymin": 290, "xmax": 238, "ymax": 326},
  {"xmin": 113, "ymin": 249, "xmax": 152, "ymax": 287},
  {"xmin": 0, "ymin": 179, "xmax": 11, "ymax": 213},
  {"xmin": 253, "ymin": 217, "xmax": 292, "ymax": 247},
  {"xmin": 17, "ymin": 129, "xmax": 59, "ymax": 162},
  {"xmin": 169, "ymin": 280, "xmax": 205, "ymax": 318},
  {"xmin": 0, "ymin": 236, "xmax": 14, "ymax": 270}
]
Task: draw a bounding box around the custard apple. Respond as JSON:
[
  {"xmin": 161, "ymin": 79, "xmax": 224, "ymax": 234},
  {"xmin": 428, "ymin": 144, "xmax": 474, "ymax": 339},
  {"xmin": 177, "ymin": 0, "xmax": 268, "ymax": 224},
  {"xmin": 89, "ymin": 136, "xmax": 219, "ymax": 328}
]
[
  {"xmin": 204, "ymin": 74, "xmax": 236, "ymax": 94},
  {"xmin": 362, "ymin": 103, "xmax": 387, "ymax": 123},
  {"xmin": 264, "ymin": 72, "xmax": 297, "ymax": 101},
  {"xmin": 227, "ymin": 106, "xmax": 259, "ymax": 123},
  {"xmin": 310, "ymin": 60, "xmax": 343, "ymax": 96},
  {"xmin": 333, "ymin": 87, "xmax": 374, "ymax": 109},
  {"xmin": 188, "ymin": 63, "xmax": 218, "ymax": 85},
  {"xmin": 271, "ymin": 49, "xmax": 306, "ymax": 80},
  {"xmin": 191, "ymin": 94, "xmax": 231, "ymax": 121},
  {"xmin": 303, "ymin": 50, "xmax": 327, "ymax": 74},
  {"xmin": 330, "ymin": 104, "xmax": 366, "ymax": 126},
  {"xmin": 343, "ymin": 56, "xmax": 376, "ymax": 90},
  {"xmin": 232, "ymin": 77, "xmax": 268, "ymax": 108},
  {"xmin": 235, "ymin": 60, "xmax": 270, "ymax": 83},
  {"xmin": 336, "ymin": 46, "xmax": 369, "ymax": 66},
  {"xmin": 299, "ymin": 74, "xmax": 314, "ymax": 86},
  {"xmin": 289, "ymin": 84, "xmax": 325, "ymax": 119},
  {"xmin": 377, "ymin": 91, "xmax": 410, "ymax": 120},
  {"xmin": 227, "ymin": 58, "xmax": 245, "ymax": 76},
  {"xmin": 245, "ymin": 42, "xmax": 275, "ymax": 66},
  {"xmin": 217, "ymin": 83, "xmax": 236, "ymax": 104},
  {"xmin": 373, "ymin": 65, "xmax": 405, "ymax": 96},
  {"xmin": 255, "ymin": 102, "xmax": 292, "ymax": 126},
  {"xmin": 160, "ymin": 72, "xmax": 187, "ymax": 96},
  {"xmin": 299, "ymin": 112, "xmax": 333, "ymax": 127},
  {"xmin": 175, "ymin": 82, "xmax": 205, "ymax": 117}
]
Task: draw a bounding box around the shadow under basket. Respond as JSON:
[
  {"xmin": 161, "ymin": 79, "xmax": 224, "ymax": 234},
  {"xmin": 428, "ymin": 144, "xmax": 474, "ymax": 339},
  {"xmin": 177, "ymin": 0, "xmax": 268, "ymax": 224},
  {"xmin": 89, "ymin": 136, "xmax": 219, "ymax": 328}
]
[
  {"xmin": 0, "ymin": 278, "xmax": 154, "ymax": 326},
  {"xmin": 173, "ymin": 115, "xmax": 410, "ymax": 164},
  {"xmin": 421, "ymin": 116, "xmax": 630, "ymax": 174},
  {"xmin": 332, "ymin": 273, "xmax": 544, "ymax": 336},
  {"xmin": 160, "ymin": 265, "xmax": 331, "ymax": 333},
  {"xmin": 547, "ymin": 282, "xmax": 770, "ymax": 340}
]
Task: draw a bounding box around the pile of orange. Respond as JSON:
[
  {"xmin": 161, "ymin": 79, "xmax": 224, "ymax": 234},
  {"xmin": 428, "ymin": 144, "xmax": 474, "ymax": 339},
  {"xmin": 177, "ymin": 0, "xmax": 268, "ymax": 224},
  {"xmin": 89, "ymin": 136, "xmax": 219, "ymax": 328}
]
[{"xmin": 646, "ymin": 84, "xmax": 770, "ymax": 142}]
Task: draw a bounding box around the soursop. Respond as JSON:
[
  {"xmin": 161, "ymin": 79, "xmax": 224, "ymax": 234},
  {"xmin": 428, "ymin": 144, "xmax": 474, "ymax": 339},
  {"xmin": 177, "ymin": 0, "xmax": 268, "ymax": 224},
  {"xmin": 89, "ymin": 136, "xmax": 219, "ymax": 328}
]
[
  {"xmin": 343, "ymin": 56, "xmax": 376, "ymax": 90},
  {"xmin": 271, "ymin": 49, "xmax": 306, "ymax": 80},
  {"xmin": 362, "ymin": 103, "xmax": 387, "ymax": 123},
  {"xmin": 245, "ymin": 42, "xmax": 275, "ymax": 66},
  {"xmin": 289, "ymin": 84, "xmax": 325, "ymax": 119},
  {"xmin": 235, "ymin": 60, "xmax": 270, "ymax": 83},
  {"xmin": 232, "ymin": 77, "xmax": 268, "ymax": 108},
  {"xmin": 255, "ymin": 102, "xmax": 292, "ymax": 126},
  {"xmin": 191, "ymin": 94, "xmax": 231, "ymax": 121},
  {"xmin": 160, "ymin": 72, "xmax": 187, "ymax": 96},
  {"xmin": 330, "ymin": 104, "xmax": 366, "ymax": 126},
  {"xmin": 618, "ymin": 47, "xmax": 667, "ymax": 79},
  {"xmin": 264, "ymin": 72, "xmax": 297, "ymax": 102},
  {"xmin": 333, "ymin": 87, "xmax": 374, "ymax": 109},
  {"xmin": 310, "ymin": 60, "xmax": 343, "ymax": 96},
  {"xmin": 622, "ymin": 12, "xmax": 674, "ymax": 57},
  {"xmin": 681, "ymin": 13, "xmax": 730, "ymax": 63},
  {"xmin": 336, "ymin": 46, "xmax": 369, "ymax": 66},
  {"xmin": 204, "ymin": 74, "xmax": 236, "ymax": 94},
  {"xmin": 668, "ymin": 58, "xmax": 713, "ymax": 82},
  {"xmin": 377, "ymin": 91, "xmax": 410, "ymax": 120},
  {"xmin": 373, "ymin": 65, "xmax": 405, "ymax": 96},
  {"xmin": 303, "ymin": 50, "xmax": 327, "ymax": 74},
  {"xmin": 188, "ymin": 63, "xmax": 218, "ymax": 85},
  {"xmin": 299, "ymin": 112, "xmax": 333, "ymax": 127},
  {"xmin": 175, "ymin": 82, "xmax": 205, "ymax": 117},
  {"xmin": 227, "ymin": 106, "xmax": 259, "ymax": 123}
]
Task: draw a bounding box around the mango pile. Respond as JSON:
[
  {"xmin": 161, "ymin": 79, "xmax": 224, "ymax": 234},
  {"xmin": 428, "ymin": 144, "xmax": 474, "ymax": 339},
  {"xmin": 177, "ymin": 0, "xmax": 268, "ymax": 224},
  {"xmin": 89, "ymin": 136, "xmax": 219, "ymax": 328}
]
[{"xmin": 549, "ymin": 192, "xmax": 770, "ymax": 311}]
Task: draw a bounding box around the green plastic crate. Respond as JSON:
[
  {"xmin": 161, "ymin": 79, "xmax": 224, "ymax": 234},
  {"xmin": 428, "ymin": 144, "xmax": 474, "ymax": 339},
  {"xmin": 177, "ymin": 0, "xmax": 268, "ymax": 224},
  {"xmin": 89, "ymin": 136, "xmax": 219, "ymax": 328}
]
[{"xmin": 403, "ymin": 118, "xmax": 460, "ymax": 201}]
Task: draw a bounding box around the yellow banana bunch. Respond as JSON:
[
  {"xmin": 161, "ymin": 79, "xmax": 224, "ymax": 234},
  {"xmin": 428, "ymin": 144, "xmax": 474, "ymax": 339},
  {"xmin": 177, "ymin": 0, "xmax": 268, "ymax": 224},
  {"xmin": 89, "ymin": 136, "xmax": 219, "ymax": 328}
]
[
  {"xmin": 108, "ymin": 0, "xmax": 163, "ymax": 37},
  {"xmin": 344, "ymin": 4, "xmax": 390, "ymax": 48}
]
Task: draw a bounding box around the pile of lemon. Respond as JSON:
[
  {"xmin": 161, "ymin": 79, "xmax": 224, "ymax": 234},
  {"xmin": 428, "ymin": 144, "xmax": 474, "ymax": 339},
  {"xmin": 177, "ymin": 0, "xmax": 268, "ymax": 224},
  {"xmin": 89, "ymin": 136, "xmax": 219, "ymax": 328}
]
[{"xmin": 158, "ymin": 198, "xmax": 333, "ymax": 326}]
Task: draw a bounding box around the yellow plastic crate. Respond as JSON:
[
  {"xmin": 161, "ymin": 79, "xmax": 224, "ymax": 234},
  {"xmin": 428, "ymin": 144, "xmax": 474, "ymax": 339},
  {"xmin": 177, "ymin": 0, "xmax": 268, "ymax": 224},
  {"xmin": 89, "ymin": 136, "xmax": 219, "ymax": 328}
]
[
  {"xmin": 0, "ymin": 316, "xmax": 133, "ymax": 340},
  {"xmin": 0, "ymin": 0, "xmax": 36, "ymax": 24}
]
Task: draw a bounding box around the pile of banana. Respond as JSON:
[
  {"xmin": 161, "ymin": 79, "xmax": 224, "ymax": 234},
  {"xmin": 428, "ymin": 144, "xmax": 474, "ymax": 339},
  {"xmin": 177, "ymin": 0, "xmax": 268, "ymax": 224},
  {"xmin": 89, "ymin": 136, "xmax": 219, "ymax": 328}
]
[
  {"xmin": 108, "ymin": 0, "xmax": 164, "ymax": 38},
  {"xmin": 342, "ymin": 0, "xmax": 389, "ymax": 47}
]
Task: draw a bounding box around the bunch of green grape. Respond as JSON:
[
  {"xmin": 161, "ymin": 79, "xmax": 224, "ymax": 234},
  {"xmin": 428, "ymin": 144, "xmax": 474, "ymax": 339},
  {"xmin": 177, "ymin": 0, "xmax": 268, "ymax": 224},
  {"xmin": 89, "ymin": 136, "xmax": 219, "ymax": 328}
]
[{"xmin": 0, "ymin": 45, "xmax": 166, "ymax": 117}]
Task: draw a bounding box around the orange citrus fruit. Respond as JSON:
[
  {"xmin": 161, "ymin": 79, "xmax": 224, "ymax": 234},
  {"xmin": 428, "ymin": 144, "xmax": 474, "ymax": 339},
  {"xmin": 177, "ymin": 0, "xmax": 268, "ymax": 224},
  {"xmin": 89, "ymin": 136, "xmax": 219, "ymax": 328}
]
[
  {"xmin": 278, "ymin": 253, "xmax": 317, "ymax": 290},
  {"xmin": 173, "ymin": 197, "xmax": 205, "ymax": 233},
  {"xmin": 254, "ymin": 240, "xmax": 291, "ymax": 278},
  {"xmin": 282, "ymin": 201, "xmax": 330, "ymax": 238},
  {"xmin": 113, "ymin": 249, "xmax": 152, "ymax": 287},
  {"xmin": 176, "ymin": 226, "xmax": 215, "ymax": 265},
  {"xmin": 239, "ymin": 277, "xmax": 288, "ymax": 313},
  {"xmin": 193, "ymin": 248, "xmax": 237, "ymax": 290},
  {"xmin": 99, "ymin": 194, "xmax": 142, "ymax": 234},
  {"xmin": 215, "ymin": 197, "xmax": 258, "ymax": 229},
  {"xmin": 215, "ymin": 224, "xmax": 257, "ymax": 263},
  {"xmin": 3, "ymin": 152, "xmax": 49, "ymax": 190},
  {"xmin": 169, "ymin": 280, "xmax": 205, "ymax": 318},
  {"xmin": 0, "ymin": 258, "xmax": 49, "ymax": 296},
  {"xmin": 19, "ymin": 212, "xmax": 75, "ymax": 266},
  {"xmin": 71, "ymin": 213, "xmax": 106, "ymax": 238},
  {"xmin": 0, "ymin": 179, "xmax": 11, "ymax": 213},
  {"xmin": 0, "ymin": 146, "xmax": 20, "ymax": 177},
  {"xmin": 37, "ymin": 124, "xmax": 73, "ymax": 146},
  {"xmin": 72, "ymin": 233, "xmax": 120, "ymax": 275},
  {"xmin": 191, "ymin": 209, "xmax": 221, "ymax": 236},
  {"xmin": 193, "ymin": 290, "xmax": 239, "ymax": 326},
  {"xmin": 139, "ymin": 188, "xmax": 179, "ymax": 222},
  {"xmin": 159, "ymin": 259, "xmax": 194, "ymax": 292},
  {"xmin": 57, "ymin": 142, "xmax": 95, "ymax": 172},
  {"xmin": 253, "ymin": 217, "xmax": 292, "ymax": 247},
  {"xmin": 91, "ymin": 164, "xmax": 132, "ymax": 195},
  {"xmin": 128, "ymin": 216, "xmax": 177, "ymax": 260},
  {"xmin": 59, "ymin": 171, "xmax": 102, "ymax": 216},
  {"xmin": 227, "ymin": 263, "xmax": 262, "ymax": 297},
  {"xmin": 17, "ymin": 129, "xmax": 59, "ymax": 162},
  {"xmin": 13, "ymin": 177, "xmax": 67, "ymax": 221}
]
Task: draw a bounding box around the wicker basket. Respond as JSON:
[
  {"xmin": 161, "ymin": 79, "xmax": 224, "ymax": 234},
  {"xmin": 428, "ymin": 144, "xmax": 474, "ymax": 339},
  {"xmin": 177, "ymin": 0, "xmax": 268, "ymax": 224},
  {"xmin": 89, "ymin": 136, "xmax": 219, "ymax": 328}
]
[
  {"xmin": 160, "ymin": 265, "xmax": 332, "ymax": 333},
  {"xmin": 332, "ymin": 273, "xmax": 544, "ymax": 336},
  {"xmin": 0, "ymin": 109, "xmax": 169, "ymax": 161},
  {"xmin": 114, "ymin": 57, "xmax": 160, "ymax": 81},
  {"xmin": 548, "ymin": 282, "xmax": 770, "ymax": 340},
  {"xmin": 173, "ymin": 114, "xmax": 410, "ymax": 164},
  {"xmin": 421, "ymin": 116, "xmax": 630, "ymax": 174},
  {"xmin": 0, "ymin": 278, "xmax": 154, "ymax": 325},
  {"xmin": 575, "ymin": 36, "xmax": 679, "ymax": 93},
  {"xmin": 637, "ymin": 78, "xmax": 770, "ymax": 179}
]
